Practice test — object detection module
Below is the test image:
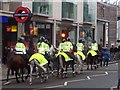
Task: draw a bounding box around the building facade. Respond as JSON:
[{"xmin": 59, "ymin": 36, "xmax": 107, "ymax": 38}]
[
  {"xmin": 0, "ymin": 0, "xmax": 97, "ymax": 62},
  {"xmin": 97, "ymin": 2, "xmax": 117, "ymax": 48},
  {"xmin": 117, "ymin": 3, "xmax": 120, "ymax": 40}
]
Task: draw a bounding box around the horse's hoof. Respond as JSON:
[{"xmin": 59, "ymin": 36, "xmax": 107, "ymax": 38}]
[
  {"xmin": 36, "ymin": 76, "xmax": 40, "ymax": 79},
  {"xmin": 81, "ymin": 69, "xmax": 83, "ymax": 71},
  {"xmin": 4, "ymin": 82, "xmax": 11, "ymax": 85},
  {"xmin": 22, "ymin": 80, "xmax": 25, "ymax": 82},
  {"xmin": 29, "ymin": 82, "xmax": 32, "ymax": 85},
  {"xmin": 25, "ymin": 76, "xmax": 28, "ymax": 80},
  {"xmin": 17, "ymin": 81, "xmax": 20, "ymax": 83},
  {"xmin": 73, "ymin": 72, "xmax": 75, "ymax": 77}
]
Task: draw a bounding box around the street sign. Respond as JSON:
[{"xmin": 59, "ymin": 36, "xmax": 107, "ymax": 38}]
[{"xmin": 13, "ymin": 7, "xmax": 31, "ymax": 23}]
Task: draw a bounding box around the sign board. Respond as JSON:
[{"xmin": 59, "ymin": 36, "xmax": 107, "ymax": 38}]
[{"xmin": 13, "ymin": 7, "xmax": 31, "ymax": 23}]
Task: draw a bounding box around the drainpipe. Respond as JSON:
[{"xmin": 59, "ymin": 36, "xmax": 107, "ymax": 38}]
[
  {"xmin": 53, "ymin": 19, "xmax": 56, "ymax": 47},
  {"xmin": 108, "ymin": 22, "xmax": 110, "ymax": 51},
  {"xmin": 77, "ymin": 23, "xmax": 80, "ymax": 43}
]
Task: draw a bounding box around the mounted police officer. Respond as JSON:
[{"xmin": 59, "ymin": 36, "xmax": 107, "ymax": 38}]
[
  {"xmin": 91, "ymin": 40, "xmax": 99, "ymax": 53},
  {"xmin": 37, "ymin": 36, "xmax": 51, "ymax": 68},
  {"xmin": 58, "ymin": 38, "xmax": 66, "ymax": 52},
  {"xmin": 37, "ymin": 36, "xmax": 46, "ymax": 55},
  {"xmin": 76, "ymin": 39, "xmax": 84, "ymax": 52},
  {"xmin": 63, "ymin": 37, "xmax": 76, "ymax": 60},
  {"xmin": 15, "ymin": 37, "xmax": 27, "ymax": 62}
]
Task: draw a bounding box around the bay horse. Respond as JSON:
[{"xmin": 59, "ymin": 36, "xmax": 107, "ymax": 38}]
[{"xmin": 4, "ymin": 54, "xmax": 29, "ymax": 85}]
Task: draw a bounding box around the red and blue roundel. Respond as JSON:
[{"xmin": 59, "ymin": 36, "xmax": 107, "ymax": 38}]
[{"xmin": 13, "ymin": 7, "xmax": 32, "ymax": 23}]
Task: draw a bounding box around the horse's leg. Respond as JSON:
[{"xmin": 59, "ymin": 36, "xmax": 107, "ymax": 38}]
[
  {"xmin": 71, "ymin": 60, "xmax": 75, "ymax": 77},
  {"xmin": 90, "ymin": 59, "xmax": 93, "ymax": 70},
  {"xmin": 86, "ymin": 59, "xmax": 89, "ymax": 70},
  {"xmin": 7, "ymin": 68, "xmax": 10, "ymax": 82},
  {"xmin": 21, "ymin": 68, "xmax": 24, "ymax": 82},
  {"xmin": 29, "ymin": 64, "xmax": 33, "ymax": 85},
  {"xmin": 15, "ymin": 69, "xmax": 20, "ymax": 83},
  {"xmin": 64, "ymin": 62, "xmax": 68, "ymax": 78},
  {"xmin": 25, "ymin": 65, "xmax": 30, "ymax": 80}
]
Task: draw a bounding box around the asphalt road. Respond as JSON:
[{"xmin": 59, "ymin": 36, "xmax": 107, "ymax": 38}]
[{"xmin": 2, "ymin": 63, "xmax": 118, "ymax": 89}]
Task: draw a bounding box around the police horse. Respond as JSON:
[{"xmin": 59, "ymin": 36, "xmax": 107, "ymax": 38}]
[
  {"xmin": 85, "ymin": 49, "xmax": 99, "ymax": 70},
  {"xmin": 24, "ymin": 53, "xmax": 49, "ymax": 85},
  {"xmin": 4, "ymin": 53, "xmax": 29, "ymax": 85},
  {"xmin": 56, "ymin": 52, "xmax": 75, "ymax": 78},
  {"xmin": 74, "ymin": 51, "xmax": 85, "ymax": 74}
]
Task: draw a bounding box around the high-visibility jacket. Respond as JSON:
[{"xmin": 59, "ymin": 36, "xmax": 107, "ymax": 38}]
[
  {"xmin": 87, "ymin": 49, "xmax": 97, "ymax": 56},
  {"xmin": 63, "ymin": 41, "xmax": 73, "ymax": 52},
  {"xmin": 37, "ymin": 42, "xmax": 46, "ymax": 54},
  {"xmin": 56, "ymin": 51, "xmax": 72, "ymax": 61},
  {"xmin": 91, "ymin": 43, "xmax": 98, "ymax": 51},
  {"xmin": 74, "ymin": 51, "xmax": 85, "ymax": 60},
  {"xmin": 44, "ymin": 43, "xmax": 50, "ymax": 53},
  {"xmin": 15, "ymin": 42, "xmax": 26, "ymax": 54},
  {"xmin": 58, "ymin": 42, "xmax": 65, "ymax": 51},
  {"xmin": 29, "ymin": 53, "xmax": 48, "ymax": 66},
  {"xmin": 76, "ymin": 42, "xmax": 84, "ymax": 52}
]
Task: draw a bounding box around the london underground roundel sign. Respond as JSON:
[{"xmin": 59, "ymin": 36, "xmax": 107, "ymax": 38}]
[{"xmin": 13, "ymin": 7, "xmax": 31, "ymax": 23}]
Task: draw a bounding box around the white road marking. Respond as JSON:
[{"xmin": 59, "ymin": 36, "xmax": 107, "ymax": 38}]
[
  {"xmin": 64, "ymin": 82, "xmax": 68, "ymax": 86},
  {"xmin": 45, "ymin": 79, "xmax": 88, "ymax": 88},
  {"xmin": 105, "ymin": 72, "xmax": 108, "ymax": 75},
  {"xmin": 110, "ymin": 86, "xmax": 117, "ymax": 90},
  {"xmin": 87, "ymin": 76, "xmax": 91, "ymax": 80},
  {"xmin": 67, "ymin": 79, "xmax": 87, "ymax": 83},
  {"xmin": 45, "ymin": 85, "xmax": 65, "ymax": 88},
  {"xmin": 90, "ymin": 74, "xmax": 107, "ymax": 77}
]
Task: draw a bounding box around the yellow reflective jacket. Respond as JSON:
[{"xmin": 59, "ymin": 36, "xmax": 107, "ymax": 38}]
[
  {"xmin": 15, "ymin": 42, "xmax": 26, "ymax": 54},
  {"xmin": 37, "ymin": 42, "xmax": 46, "ymax": 54},
  {"xmin": 29, "ymin": 53, "xmax": 48, "ymax": 66},
  {"xmin": 87, "ymin": 50, "xmax": 97, "ymax": 56},
  {"xmin": 74, "ymin": 51, "xmax": 85, "ymax": 60},
  {"xmin": 91, "ymin": 43, "xmax": 98, "ymax": 51}
]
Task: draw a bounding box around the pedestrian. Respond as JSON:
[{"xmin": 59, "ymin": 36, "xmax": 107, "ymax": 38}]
[{"xmin": 102, "ymin": 48, "xmax": 110, "ymax": 66}]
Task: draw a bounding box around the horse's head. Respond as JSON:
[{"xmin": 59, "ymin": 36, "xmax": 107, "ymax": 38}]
[{"xmin": 50, "ymin": 45, "xmax": 58, "ymax": 55}]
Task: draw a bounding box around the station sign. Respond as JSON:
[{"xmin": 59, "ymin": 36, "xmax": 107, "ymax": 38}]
[{"xmin": 13, "ymin": 7, "xmax": 32, "ymax": 23}]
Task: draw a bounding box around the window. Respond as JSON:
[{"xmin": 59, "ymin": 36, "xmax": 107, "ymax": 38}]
[
  {"xmin": 62, "ymin": 0, "xmax": 77, "ymax": 20},
  {"xmin": 33, "ymin": 0, "xmax": 52, "ymax": 16}
]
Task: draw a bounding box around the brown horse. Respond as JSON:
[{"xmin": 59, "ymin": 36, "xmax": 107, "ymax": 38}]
[{"xmin": 5, "ymin": 54, "xmax": 29, "ymax": 85}]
